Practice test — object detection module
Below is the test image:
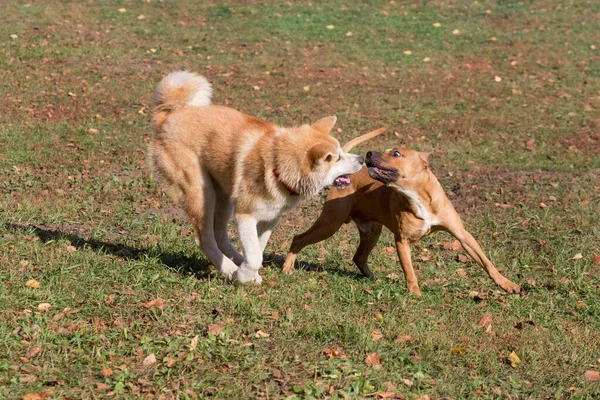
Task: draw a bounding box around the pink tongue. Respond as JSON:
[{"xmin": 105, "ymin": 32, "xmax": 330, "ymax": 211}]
[{"xmin": 335, "ymin": 175, "xmax": 351, "ymax": 186}]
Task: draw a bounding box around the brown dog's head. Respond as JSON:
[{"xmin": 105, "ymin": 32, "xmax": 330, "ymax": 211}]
[{"xmin": 365, "ymin": 147, "xmax": 431, "ymax": 187}]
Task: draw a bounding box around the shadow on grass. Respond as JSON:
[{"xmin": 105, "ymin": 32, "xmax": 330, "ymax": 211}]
[{"xmin": 4, "ymin": 223, "xmax": 213, "ymax": 280}]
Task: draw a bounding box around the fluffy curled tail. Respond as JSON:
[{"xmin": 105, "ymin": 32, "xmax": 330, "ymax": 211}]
[{"xmin": 152, "ymin": 71, "xmax": 213, "ymax": 129}]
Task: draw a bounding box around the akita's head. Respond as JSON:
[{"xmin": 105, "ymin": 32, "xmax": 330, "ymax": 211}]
[
  {"xmin": 276, "ymin": 116, "xmax": 365, "ymax": 197},
  {"xmin": 365, "ymin": 147, "xmax": 431, "ymax": 189}
]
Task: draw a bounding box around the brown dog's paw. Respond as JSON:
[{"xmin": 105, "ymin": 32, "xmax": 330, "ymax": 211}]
[{"xmin": 501, "ymin": 280, "xmax": 522, "ymax": 294}]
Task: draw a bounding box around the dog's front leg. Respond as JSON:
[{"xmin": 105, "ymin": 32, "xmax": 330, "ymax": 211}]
[
  {"xmin": 232, "ymin": 214, "xmax": 263, "ymax": 284},
  {"xmin": 395, "ymin": 238, "xmax": 421, "ymax": 296}
]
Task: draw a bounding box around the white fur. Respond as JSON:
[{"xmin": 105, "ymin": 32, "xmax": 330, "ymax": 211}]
[
  {"xmin": 392, "ymin": 187, "xmax": 439, "ymax": 231},
  {"xmin": 162, "ymin": 71, "xmax": 213, "ymax": 107},
  {"xmin": 325, "ymin": 147, "xmax": 363, "ymax": 185}
]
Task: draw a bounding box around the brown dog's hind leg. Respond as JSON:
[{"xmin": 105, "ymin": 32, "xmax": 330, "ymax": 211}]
[
  {"xmin": 352, "ymin": 222, "xmax": 382, "ymax": 279},
  {"xmin": 395, "ymin": 238, "xmax": 421, "ymax": 296},
  {"xmin": 445, "ymin": 222, "xmax": 521, "ymax": 294},
  {"xmin": 282, "ymin": 195, "xmax": 353, "ymax": 273}
]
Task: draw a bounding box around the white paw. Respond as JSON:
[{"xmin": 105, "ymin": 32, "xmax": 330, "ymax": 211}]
[
  {"xmin": 232, "ymin": 266, "xmax": 262, "ymax": 285},
  {"xmin": 219, "ymin": 263, "xmax": 238, "ymax": 280}
]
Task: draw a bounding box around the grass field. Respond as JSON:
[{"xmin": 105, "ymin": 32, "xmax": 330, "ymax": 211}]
[{"xmin": 1, "ymin": 0, "xmax": 599, "ymax": 398}]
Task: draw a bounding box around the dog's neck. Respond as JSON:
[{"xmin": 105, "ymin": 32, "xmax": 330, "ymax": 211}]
[
  {"xmin": 390, "ymin": 171, "xmax": 445, "ymax": 225},
  {"xmin": 272, "ymin": 168, "xmax": 299, "ymax": 196}
]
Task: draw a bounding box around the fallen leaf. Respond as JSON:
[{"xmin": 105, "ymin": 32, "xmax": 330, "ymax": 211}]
[
  {"xmin": 374, "ymin": 391, "xmax": 397, "ymax": 399},
  {"xmin": 456, "ymin": 268, "xmax": 467, "ymax": 277},
  {"xmin": 142, "ymin": 353, "xmax": 156, "ymax": 366},
  {"xmin": 255, "ymin": 329, "xmax": 270, "ymax": 338},
  {"xmin": 394, "ymin": 334, "xmax": 414, "ymax": 343},
  {"xmin": 37, "ymin": 303, "xmax": 52, "ymax": 312},
  {"xmin": 403, "ymin": 50, "xmax": 412, "ymax": 55},
  {"xmin": 585, "ymin": 370, "xmax": 600, "ymax": 381},
  {"xmin": 102, "ymin": 367, "xmax": 113, "ymax": 376},
  {"xmin": 477, "ymin": 314, "xmax": 492, "ymax": 327},
  {"xmin": 345, "ymin": 31, "xmax": 353, "ymax": 36},
  {"xmin": 26, "ymin": 279, "xmax": 40, "ymax": 289},
  {"xmin": 572, "ymin": 253, "xmax": 583, "ymax": 260},
  {"xmin": 22, "ymin": 393, "xmax": 52, "ymax": 400},
  {"xmin": 525, "ymin": 139, "xmax": 536, "ymax": 151},
  {"xmin": 207, "ymin": 324, "xmax": 224, "ymax": 336},
  {"xmin": 576, "ymin": 301, "xmax": 587, "ymax": 309},
  {"xmin": 25, "ymin": 346, "xmax": 41, "ymax": 359},
  {"xmin": 20, "ymin": 374, "xmax": 37, "ymax": 383},
  {"xmin": 326, "ymin": 25, "xmax": 335, "ymax": 29},
  {"xmin": 494, "ymin": 76, "xmax": 502, "ymax": 82},
  {"xmin": 592, "ymin": 255, "xmax": 600, "ymax": 265},
  {"xmin": 508, "ymin": 351, "xmax": 521, "ymax": 368},
  {"xmin": 118, "ymin": 8, "xmax": 126, "ymax": 12},
  {"xmin": 458, "ymin": 254, "xmax": 470, "ymax": 263},
  {"xmin": 400, "ymin": 378, "xmax": 413, "ymax": 387},
  {"xmin": 433, "ymin": 22, "xmax": 441, "ymax": 27},
  {"xmin": 452, "ymin": 29, "xmax": 460, "ymax": 35},
  {"xmin": 365, "ymin": 353, "xmax": 382, "ymax": 369},
  {"xmin": 452, "ymin": 347, "xmax": 466, "ymax": 355},
  {"xmin": 66, "ymin": 245, "xmax": 77, "ymax": 253},
  {"xmin": 96, "ymin": 382, "xmax": 110, "ymax": 391},
  {"xmin": 303, "ymin": 86, "xmax": 310, "ymax": 91},
  {"xmin": 423, "ymin": 57, "xmax": 431, "ymax": 62},
  {"xmin": 190, "ymin": 335, "xmax": 199, "ymax": 351},
  {"xmin": 371, "ymin": 330, "xmax": 383, "ymax": 341},
  {"xmin": 140, "ymin": 297, "xmax": 166, "ymax": 309},
  {"xmin": 416, "ymin": 396, "xmax": 431, "ymax": 400}
]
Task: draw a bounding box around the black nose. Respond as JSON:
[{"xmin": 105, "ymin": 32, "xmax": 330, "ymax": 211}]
[
  {"xmin": 357, "ymin": 155, "xmax": 365, "ymax": 164},
  {"xmin": 366, "ymin": 151, "xmax": 373, "ymax": 158}
]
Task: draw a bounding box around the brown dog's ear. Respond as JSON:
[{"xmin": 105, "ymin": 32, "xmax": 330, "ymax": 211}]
[
  {"xmin": 311, "ymin": 116, "xmax": 337, "ymax": 134},
  {"xmin": 419, "ymin": 151, "xmax": 432, "ymax": 168},
  {"xmin": 308, "ymin": 142, "xmax": 336, "ymax": 165}
]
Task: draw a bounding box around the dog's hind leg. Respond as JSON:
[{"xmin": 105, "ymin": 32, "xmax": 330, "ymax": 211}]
[
  {"xmin": 352, "ymin": 221, "xmax": 382, "ymax": 279},
  {"xmin": 153, "ymin": 145, "xmax": 238, "ymax": 279},
  {"xmin": 282, "ymin": 196, "xmax": 352, "ymax": 273},
  {"xmin": 213, "ymin": 185, "xmax": 244, "ymax": 266}
]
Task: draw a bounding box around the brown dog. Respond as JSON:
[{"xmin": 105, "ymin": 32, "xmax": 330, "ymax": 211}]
[{"xmin": 282, "ymin": 146, "xmax": 521, "ymax": 295}]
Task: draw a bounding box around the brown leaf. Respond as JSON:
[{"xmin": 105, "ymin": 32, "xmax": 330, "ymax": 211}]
[
  {"xmin": 190, "ymin": 335, "xmax": 199, "ymax": 351},
  {"xmin": 96, "ymin": 382, "xmax": 110, "ymax": 391},
  {"xmin": 593, "ymin": 255, "xmax": 600, "ymax": 265},
  {"xmin": 455, "ymin": 268, "xmax": 467, "ymax": 277},
  {"xmin": 477, "ymin": 314, "xmax": 492, "ymax": 327},
  {"xmin": 20, "ymin": 374, "xmax": 37, "ymax": 383},
  {"xmin": 37, "ymin": 303, "xmax": 52, "ymax": 312},
  {"xmin": 525, "ymin": 138, "xmax": 536, "ymax": 151},
  {"xmin": 255, "ymin": 329, "xmax": 270, "ymax": 338},
  {"xmin": 382, "ymin": 246, "xmax": 395, "ymax": 253},
  {"xmin": 25, "ymin": 346, "xmax": 41, "ymax": 359},
  {"xmin": 442, "ymin": 240, "xmax": 462, "ymax": 251},
  {"xmin": 365, "ymin": 352, "xmax": 382, "ymax": 369},
  {"xmin": 585, "ymin": 370, "xmax": 600, "ymax": 381},
  {"xmin": 371, "ymin": 330, "xmax": 383, "ymax": 341},
  {"xmin": 457, "ymin": 254, "xmax": 470, "ymax": 263},
  {"xmin": 101, "ymin": 367, "xmax": 113, "ymax": 377},
  {"xmin": 22, "ymin": 393, "xmax": 52, "ymax": 400},
  {"xmin": 140, "ymin": 297, "xmax": 166, "ymax": 309},
  {"xmin": 207, "ymin": 324, "xmax": 224, "ymax": 336},
  {"xmin": 142, "ymin": 353, "xmax": 156, "ymax": 366},
  {"xmin": 394, "ymin": 334, "xmax": 414, "ymax": 343},
  {"xmin": 375, "ymin": 392, "xmax": 398, "ymax": 399},
  {"xmin": 400, "ymin": 378, "xmax": 413, "ymax": 387}
]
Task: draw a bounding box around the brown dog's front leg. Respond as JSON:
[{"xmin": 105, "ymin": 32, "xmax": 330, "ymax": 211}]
[
  {"xmin": 395, "ymin": 238, "xmax": 421, "ymax": 296},
  {"xmin": 449, "ymin": 226, "xmax": 521, "ymax": 293}
]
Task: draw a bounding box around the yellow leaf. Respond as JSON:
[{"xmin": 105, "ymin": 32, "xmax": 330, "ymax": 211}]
[
  {"xmin": 303, "ymin": 86, "xmax": 310, "ymax": 91},
  {"xmin": 495, "ymin": 76, "xmax": 502, "ymax": 82},
  {"xmin": 508, "ymin": 351, "xmax": 521, "ymax": 368},
  {"xmin": 190, "ymin": 335, "xmax": 199, "ymax": 351},
  {"xmin": 255, "ymin": 329, "xmax": 270, "ymax": 338},
  {"xmin": 26, "ymin": 279, "xmax": 40, "ymax": 289},
  {"xmin": 37, "ymin": 303, "xmax": 52, "ymax": 312},
  {"xmin": 326, "ymin": 25, "xmax": 335, "ymax": 30},
  {"xmin": 118, "ymin": 8, "xmax": 127, "ymax": 13},
  {"xmin": 403, "ymin": 50, "xmax": 412, "ymax": 55},
  {"xmin": 433, "ymin": 23, "xmax": 441, "ymax": 27}
]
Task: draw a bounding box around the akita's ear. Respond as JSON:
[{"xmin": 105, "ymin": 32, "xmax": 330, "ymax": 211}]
[
  {"xmin": 311, "ymin": 116, "xmax": 337, "ymax": 134},
  {"xmin": 309, "ymin": 143, "xmax": 337, "ymax": 165}
]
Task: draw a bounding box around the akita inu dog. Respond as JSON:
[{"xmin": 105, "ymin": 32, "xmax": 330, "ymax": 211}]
[{"xmin": 148, "ymin": 71, "xmax": 384, "ymax": 284}]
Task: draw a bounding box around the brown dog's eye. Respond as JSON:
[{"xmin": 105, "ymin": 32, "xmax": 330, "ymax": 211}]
[{"xmin": 391, "ymin": 150, "xmax": 402, "ymax": 157}]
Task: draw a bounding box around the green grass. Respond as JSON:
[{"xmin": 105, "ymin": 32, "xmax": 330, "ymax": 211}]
[{"xmin": 1, "ymin": 0, "xmax": 599, "ymax": 398}]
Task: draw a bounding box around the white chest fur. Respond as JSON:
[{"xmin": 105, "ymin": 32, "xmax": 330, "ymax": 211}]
[{"xmin": 395, "ymin": 187, "xmax": 439, "ymax": 231}]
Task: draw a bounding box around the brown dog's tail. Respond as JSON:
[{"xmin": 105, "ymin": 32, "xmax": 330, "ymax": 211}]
[
  {"xmin": 342, "ymin": 127, "xmax": 387, "ymax": 152},
  {"xmin": 152, "ymin": 71, "xmax": 213, "ymax": 129}
]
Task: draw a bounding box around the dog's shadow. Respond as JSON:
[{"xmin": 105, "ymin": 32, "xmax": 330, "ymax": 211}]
[
  {"xmin": 4, "ymin": 223, "xmax": 213, "ymax": 280},
  {"xmin": 5, "ymin": 223, "xmax": 366, "ymax": 281}
]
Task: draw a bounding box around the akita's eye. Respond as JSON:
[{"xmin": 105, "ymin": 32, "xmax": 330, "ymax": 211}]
[
  {"xmin": 337, "ymin": 155, "xmax": 341, "ymax": 162},
  {"xmin": 391, "ymin": 150, "xmax": 402, "ymax": 157}
]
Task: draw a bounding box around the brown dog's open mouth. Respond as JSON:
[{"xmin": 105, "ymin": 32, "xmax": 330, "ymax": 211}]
[
  {"xmin": 333, "ymin": 174, "xmax": 352, "ymax": 188},
  {"xmin": 367, "ymin": 166, "xmax": 399, "ymax": 184}
]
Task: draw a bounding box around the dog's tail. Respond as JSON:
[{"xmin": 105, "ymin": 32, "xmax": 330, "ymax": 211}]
[
  {"xmin": 152, "ymin": 71, "xmax": 213, "ymax": 129},
  {"xmin": 342, "ymin": 127, "xmax": 387, "ymax": 152}
]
